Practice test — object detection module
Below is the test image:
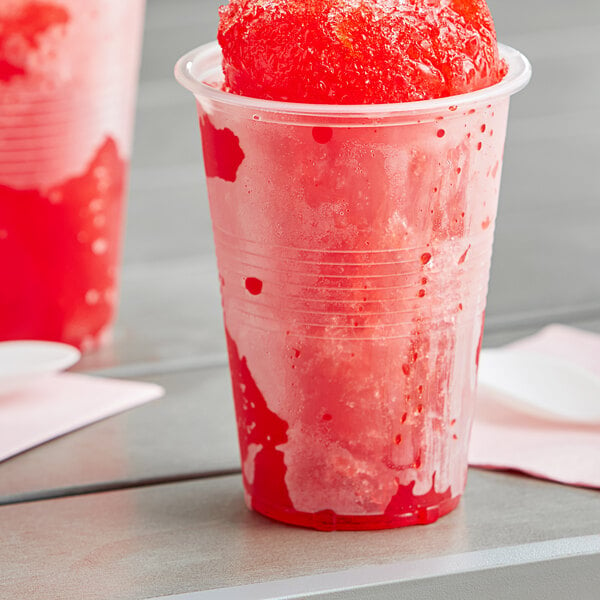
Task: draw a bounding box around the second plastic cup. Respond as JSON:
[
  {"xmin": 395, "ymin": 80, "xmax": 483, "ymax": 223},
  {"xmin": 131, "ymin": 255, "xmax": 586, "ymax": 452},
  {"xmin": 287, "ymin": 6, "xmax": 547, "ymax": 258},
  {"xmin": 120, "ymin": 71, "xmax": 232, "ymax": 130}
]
[
  {"xmin": 176, "ymin": 43, "xmax": 530, "ymax": 530},
  {"xmin": 0, "ymin": 0, "xmax": 145, "ymax": 349}
]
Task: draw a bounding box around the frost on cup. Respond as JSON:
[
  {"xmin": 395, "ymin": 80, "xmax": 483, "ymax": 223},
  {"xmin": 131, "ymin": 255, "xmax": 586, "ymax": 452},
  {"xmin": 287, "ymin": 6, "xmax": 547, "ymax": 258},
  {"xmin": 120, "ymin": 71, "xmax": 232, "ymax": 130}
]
[
  {"xmin": 176, "ymin": 43, "xmax": 530, "ymax": 530},
  {"xmin": 0, "ymin": 0, "xmax": 145, "ymax": 350}
]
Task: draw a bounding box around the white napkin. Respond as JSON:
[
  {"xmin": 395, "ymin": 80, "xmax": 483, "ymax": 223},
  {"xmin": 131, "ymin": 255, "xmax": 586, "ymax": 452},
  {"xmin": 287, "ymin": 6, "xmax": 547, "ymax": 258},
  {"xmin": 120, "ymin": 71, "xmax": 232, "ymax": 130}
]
[
  {"xmin": 470, "ymin": 325, "xmax": 600, "ymax": 488},
  {"xmin": 0, "ymin": 373, "xmax": 163, "ymax": 462}
]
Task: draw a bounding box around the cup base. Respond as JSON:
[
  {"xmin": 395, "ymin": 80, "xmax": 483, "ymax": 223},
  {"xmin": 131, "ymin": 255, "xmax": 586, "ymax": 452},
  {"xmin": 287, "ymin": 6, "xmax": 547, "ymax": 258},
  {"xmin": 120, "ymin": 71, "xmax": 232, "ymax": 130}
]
[{"xmin": 250, "ymin": 494, "xmax": 461, "ymax": 531}]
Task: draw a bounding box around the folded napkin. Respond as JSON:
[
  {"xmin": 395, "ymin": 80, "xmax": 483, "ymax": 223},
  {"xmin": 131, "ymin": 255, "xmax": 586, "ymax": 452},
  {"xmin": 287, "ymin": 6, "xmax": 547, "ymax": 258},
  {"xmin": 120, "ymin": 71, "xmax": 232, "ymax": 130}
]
[
  {"xmin": 469, "ymin": 324, "xmax": 600, "ymax": 488},
  {"xmin": 0, "ymin": 373, "xmax": 163, "ymax": 463}
]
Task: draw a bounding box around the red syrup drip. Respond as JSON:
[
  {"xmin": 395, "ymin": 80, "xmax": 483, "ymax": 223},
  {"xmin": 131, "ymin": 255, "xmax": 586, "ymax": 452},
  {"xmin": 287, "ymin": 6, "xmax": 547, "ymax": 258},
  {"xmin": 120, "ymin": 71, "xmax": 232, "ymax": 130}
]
[
  {"xmin": 225, "ymin": 329, "xmax": 293, "ymax": 513},
  {"xmin": 225, "ymin": 328, "xmax": 460, "ymax": 530},
  {"xmin": 0, "ymin": 137, "xmax": 126, "ymax": 347},
  {"xmin": 458, "ymin": 245, "xmax": 471, "ymax": 264},
  {"xmin": 0, "ymin": 2, "xmax": 70, "ymax": 82},
  {"xmin": 385, "ymin": 473, "xmax": 453, "ymax": 524},
  {"xmin": 476, "ymin": 310, "xmax": 486, "ymax": 368},
  {"xmin": 199, "ymin": 115, "xmax": 245, "ymax": 183},
  {"xmin": 312, "ymin": 127, "xmax": 333, "ymax": 144}
]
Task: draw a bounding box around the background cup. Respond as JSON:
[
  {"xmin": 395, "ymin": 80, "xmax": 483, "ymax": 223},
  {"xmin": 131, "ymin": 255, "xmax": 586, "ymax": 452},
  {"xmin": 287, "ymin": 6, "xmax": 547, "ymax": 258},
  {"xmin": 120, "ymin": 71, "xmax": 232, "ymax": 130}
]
[
  {"xmin": 176, "ymin": 43, "xmax": 531, "ymax": 530},
  {"xmin": 0, "ymin": 0, "xmax": 146, "ymax": 350}
]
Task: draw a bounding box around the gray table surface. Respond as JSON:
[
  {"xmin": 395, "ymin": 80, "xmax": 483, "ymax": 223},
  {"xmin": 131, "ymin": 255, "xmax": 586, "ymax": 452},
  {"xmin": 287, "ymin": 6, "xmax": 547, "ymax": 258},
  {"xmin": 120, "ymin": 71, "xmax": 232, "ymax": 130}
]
[
  {"xmin": 2, "ymin": 470, "xmax": 600, "ymax": 600},
  {"xmin": 1, "ymin": 0, "xmax": 600, "ymax": 598}
]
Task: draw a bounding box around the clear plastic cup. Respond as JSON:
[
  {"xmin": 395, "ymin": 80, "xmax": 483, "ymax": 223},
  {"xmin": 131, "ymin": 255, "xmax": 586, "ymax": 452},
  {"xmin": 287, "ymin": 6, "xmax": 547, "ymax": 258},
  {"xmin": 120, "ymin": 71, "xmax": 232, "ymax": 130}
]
[
  {"xmin": 176, "ymin": 42, "xmax": 531, "ymax": 530},
  {"xmin": 0, "ymin": 0, "xmax": 145, "ymax": 350}
]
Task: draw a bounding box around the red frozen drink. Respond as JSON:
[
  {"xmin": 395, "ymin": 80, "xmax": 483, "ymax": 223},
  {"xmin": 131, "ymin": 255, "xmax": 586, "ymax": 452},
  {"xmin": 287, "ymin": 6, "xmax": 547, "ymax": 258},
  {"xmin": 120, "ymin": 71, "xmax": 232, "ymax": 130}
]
[
  {"xmin": 176, "ymin": 0, "xmax": 530, "ymax": 529},
  {"xmin": 0, "ymin": 0, "xmax": 145, "ymax": 349}
]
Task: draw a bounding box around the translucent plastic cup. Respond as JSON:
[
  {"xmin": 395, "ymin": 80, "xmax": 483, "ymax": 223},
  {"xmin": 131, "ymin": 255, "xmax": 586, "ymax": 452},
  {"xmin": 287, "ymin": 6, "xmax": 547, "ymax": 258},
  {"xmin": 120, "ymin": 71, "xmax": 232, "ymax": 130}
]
[
  {"xmin": 0, "ymin": 0, "xmax": 145, "ymax": 350},
  {"xmin": 176, "ymin": 43, "xmax": 531, "ymax": 530}
]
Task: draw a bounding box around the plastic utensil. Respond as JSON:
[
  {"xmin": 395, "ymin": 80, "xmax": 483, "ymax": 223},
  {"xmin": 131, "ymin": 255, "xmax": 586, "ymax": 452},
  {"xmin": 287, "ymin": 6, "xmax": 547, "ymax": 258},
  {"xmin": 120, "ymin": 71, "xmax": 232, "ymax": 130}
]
[{"xmin": 0, "ymin": 341, "xmax": 81, "ymax": 395}]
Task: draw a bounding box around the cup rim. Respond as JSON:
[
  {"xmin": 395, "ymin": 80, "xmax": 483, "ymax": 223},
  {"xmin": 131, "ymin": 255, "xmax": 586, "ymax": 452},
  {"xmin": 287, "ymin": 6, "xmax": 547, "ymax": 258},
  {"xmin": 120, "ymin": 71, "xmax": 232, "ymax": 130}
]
[{"xmin": 175, "ymin": 41, "xmax": 531, "ymax": 117}]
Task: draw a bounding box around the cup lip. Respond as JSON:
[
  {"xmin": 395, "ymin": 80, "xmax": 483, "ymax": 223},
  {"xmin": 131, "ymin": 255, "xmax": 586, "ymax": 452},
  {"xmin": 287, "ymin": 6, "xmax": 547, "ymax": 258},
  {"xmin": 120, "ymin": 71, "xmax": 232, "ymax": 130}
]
[{"xmin": 175, "ymin": 41, "xmax": 531, "ymax": 117}]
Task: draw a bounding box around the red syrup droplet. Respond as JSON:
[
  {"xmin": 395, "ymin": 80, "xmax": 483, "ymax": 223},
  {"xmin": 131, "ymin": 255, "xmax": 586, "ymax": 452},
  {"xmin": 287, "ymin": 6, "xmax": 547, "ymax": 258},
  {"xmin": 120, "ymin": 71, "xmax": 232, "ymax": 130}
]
[
  {"xmin": 245, "ymin": 277, "xmax": 263, "ymax": 295},
  {"xmin": 199, "ymin": 115, "xmax": 245, "ymax": 182},
  {"xmin": 458, "ymin": 245, "xmax": 471, "ymax": 264},
  {"xmin": 420, "ymin": 252, "xmax": 432, "ymax": 265},
  {"xmin": 312, "ymin": 126, "xmax": 333, "ymax": 144},
  {"xmin": 437, "ymin": 129, "xmax": 445, "ymax": 138},
  {"xmin": 225, "ymin": 329, "xmax": 293, "ymax": 511}
]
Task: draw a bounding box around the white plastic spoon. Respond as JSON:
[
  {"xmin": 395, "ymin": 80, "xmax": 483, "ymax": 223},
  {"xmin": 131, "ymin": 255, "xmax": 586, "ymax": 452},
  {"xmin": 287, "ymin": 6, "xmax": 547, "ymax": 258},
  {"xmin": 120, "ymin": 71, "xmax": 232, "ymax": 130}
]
[
  {"xmin": 0, "ymin": 341, "xmax": 81, "ymax": 395},
  {"xmin": 477, "ymin": 348, "xmax": 600, "ymax": 424}
]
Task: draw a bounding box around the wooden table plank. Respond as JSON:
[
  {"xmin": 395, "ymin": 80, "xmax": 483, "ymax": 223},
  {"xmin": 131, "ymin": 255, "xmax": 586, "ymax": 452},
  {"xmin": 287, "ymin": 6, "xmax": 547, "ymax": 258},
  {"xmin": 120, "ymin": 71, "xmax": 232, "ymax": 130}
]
[
  {"xmin": 0, "ymin": 366, "xmax": 236, "ymax": 504},
  {"xmin": 153, "ymin": 553, "xmax": 600, "ymax": 600},
  {"xmin": 2, "ymin": 320, "xmax": 599, "ymax": 504},
  {"xmin": 1, "ymin": 469, "xmax": 599, "ymax": 599}
]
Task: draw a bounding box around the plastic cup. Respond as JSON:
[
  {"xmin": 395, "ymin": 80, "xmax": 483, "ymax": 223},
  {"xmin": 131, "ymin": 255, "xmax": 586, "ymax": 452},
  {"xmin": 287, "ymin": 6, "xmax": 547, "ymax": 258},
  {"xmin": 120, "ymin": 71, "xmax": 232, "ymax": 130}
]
[
  {"xmin": 176, "ymin": 43, "xmax": 531, "ymax": 530},
  {"xmin": 0, "ymin": 0, "xmax": 145, "ymax": 350}
]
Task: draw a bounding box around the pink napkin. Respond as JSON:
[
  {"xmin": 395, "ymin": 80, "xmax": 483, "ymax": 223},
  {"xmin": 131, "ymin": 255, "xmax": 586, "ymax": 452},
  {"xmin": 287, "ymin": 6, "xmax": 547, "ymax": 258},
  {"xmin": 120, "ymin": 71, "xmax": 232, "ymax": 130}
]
[
  {"xmin": 0, "ymin": 373, "xmax": 164, "ymax": 462},
  {"xmin": 469, "ymin": 324, "xmax": 600, "ymax": 488}
]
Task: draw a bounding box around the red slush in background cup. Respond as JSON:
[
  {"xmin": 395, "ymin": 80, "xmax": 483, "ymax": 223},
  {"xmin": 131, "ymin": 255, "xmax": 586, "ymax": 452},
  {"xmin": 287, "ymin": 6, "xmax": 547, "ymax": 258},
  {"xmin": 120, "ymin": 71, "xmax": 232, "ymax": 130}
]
[
  {"xmin": 0, "ymin": 0, "xmax": 145, "ymax": 350},
  {"xmin": 176, "ymin": 2, "xmax": 531, "ymax": 530}
]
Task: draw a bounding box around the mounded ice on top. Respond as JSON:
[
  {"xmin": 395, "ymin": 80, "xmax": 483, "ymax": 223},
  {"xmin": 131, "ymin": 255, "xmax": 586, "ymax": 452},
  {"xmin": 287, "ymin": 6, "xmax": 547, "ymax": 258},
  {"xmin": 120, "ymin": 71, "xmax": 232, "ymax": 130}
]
[{"xmin": 218, "ymin": 0, "xmax": 507, "ymax": 104}]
